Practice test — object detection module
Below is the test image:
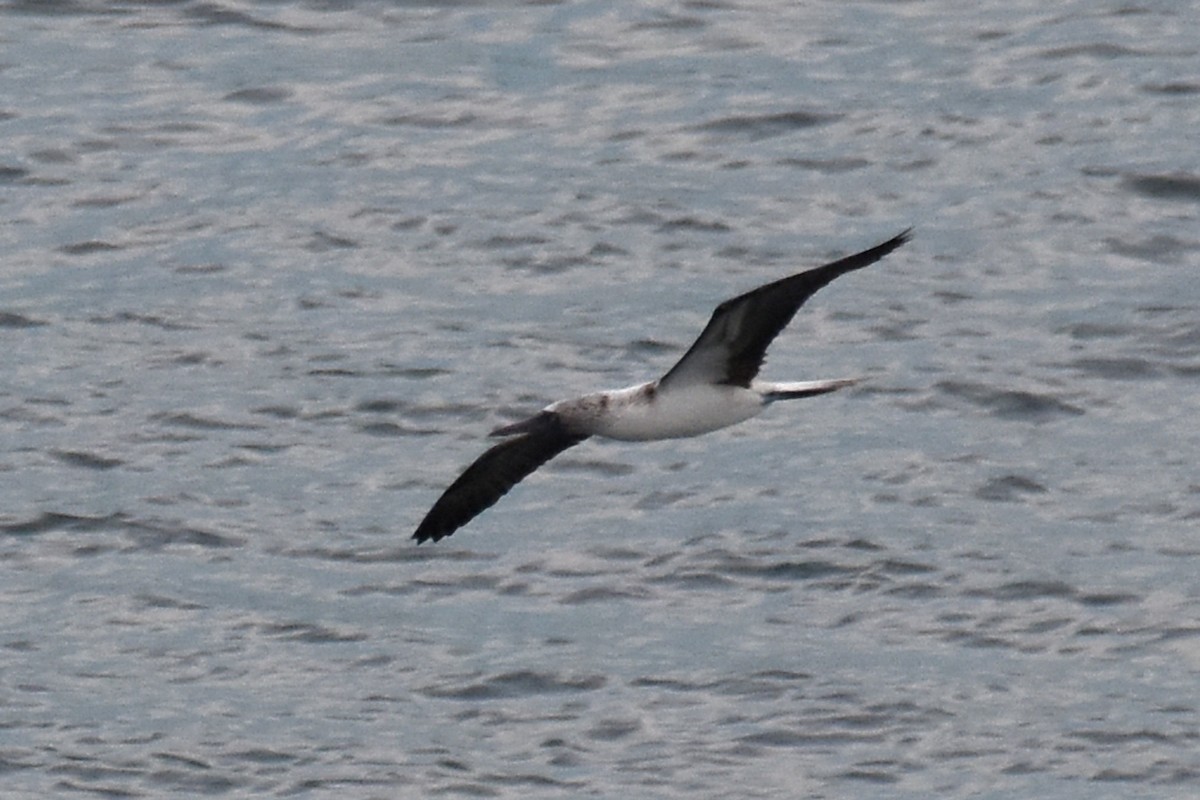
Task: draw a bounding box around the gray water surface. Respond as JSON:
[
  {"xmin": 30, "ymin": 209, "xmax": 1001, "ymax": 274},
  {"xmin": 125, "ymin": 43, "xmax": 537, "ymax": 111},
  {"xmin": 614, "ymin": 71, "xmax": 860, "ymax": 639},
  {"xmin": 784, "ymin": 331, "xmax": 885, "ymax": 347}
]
[{"xmin": 2, "ymin": 1, "xmax": 1199, "ymax": 798}]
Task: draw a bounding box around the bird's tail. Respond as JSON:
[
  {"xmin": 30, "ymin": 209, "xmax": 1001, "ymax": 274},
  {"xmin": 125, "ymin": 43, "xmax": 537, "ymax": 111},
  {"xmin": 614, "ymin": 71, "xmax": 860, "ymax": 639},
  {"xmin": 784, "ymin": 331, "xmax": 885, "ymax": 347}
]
[{"xmin": 759, "ymin": 378, "xmax": 857, "ymax": 403}]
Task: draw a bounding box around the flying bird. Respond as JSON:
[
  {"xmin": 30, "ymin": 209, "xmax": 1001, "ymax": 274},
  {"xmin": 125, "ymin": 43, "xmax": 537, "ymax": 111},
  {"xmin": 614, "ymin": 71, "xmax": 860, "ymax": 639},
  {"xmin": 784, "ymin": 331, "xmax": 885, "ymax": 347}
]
[{"xmin": 413, "ymin": 229, "xmax": 911, "ymax": 543}]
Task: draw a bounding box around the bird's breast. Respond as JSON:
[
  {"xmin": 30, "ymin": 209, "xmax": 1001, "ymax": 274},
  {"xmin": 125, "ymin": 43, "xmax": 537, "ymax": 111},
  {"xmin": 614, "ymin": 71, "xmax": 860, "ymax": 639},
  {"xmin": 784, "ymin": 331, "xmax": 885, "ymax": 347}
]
[{"xmin": 576, "ymin": 382, "xmax": 764, "ymax": 441}]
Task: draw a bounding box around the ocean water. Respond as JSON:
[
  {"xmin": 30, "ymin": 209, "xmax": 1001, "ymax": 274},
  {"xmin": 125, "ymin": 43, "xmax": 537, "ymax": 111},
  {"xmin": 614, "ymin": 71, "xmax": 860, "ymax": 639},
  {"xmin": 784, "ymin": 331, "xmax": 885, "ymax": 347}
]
[{"xmin": 2, "ymin": 1, "xmax": 1198, "ymax": 797}]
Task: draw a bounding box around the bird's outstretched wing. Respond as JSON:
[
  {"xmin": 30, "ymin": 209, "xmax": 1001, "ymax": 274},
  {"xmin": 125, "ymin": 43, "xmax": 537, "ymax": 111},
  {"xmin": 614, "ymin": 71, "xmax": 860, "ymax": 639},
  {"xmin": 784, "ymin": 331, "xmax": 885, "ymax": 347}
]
[
  {"xmin": 658, "ymin": 229, "xmax": 911, "ymax": 391},
  {"xmin": 413, "ymin": 413, "xmax": 589, "ymax": 543}
]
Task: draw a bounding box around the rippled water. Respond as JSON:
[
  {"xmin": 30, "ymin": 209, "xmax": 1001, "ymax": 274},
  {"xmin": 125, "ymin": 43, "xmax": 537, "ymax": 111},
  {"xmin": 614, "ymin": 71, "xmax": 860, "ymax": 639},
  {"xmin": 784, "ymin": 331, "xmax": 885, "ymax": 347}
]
[{"xmin": 3, "ymin": 1, "xmax": 1199, "ymax": 797}]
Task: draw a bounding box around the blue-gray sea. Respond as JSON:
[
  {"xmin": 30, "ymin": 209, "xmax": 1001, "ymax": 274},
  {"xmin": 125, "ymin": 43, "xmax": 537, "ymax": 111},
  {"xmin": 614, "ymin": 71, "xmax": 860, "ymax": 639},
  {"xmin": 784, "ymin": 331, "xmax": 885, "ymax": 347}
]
[{"xmin": 3, "ymin": 1, "xmax": 1199, "ymax": 797}]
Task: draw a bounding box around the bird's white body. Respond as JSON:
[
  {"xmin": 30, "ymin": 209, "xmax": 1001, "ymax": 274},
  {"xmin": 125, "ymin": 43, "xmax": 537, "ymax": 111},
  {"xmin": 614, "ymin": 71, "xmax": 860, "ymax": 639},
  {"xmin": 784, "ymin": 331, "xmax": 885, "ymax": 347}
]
[
  {"xmin": 552, "ymin": 381, "xmax": 763, "ymax": 441},
  {"xmin": 549, "ymin": 378, "xmax": 856, "ymax": 442}
]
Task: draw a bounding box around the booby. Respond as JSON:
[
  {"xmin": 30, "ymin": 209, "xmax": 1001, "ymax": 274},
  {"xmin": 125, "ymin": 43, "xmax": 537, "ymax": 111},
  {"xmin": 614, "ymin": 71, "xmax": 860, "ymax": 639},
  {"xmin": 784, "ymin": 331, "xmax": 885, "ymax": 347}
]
[{"xmin": 413, "ymin": 229, "xmax": 910, "ymax": 543}]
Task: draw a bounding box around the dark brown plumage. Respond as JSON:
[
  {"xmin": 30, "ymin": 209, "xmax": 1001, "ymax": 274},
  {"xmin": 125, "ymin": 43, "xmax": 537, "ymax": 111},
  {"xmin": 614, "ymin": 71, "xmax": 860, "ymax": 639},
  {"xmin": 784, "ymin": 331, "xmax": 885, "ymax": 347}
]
[
  {"xmin": 413, "ymin": 413, "xmax": 588, "ymax": 543},
  {"xmin": 659, "ymin": 229, "xmax": 911, "ymax": 390}
]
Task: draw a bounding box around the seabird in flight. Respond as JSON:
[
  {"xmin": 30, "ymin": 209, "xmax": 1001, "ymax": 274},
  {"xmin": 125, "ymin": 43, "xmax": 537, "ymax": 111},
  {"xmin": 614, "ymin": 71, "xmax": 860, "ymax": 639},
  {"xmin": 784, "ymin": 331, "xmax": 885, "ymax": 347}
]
[{"xmin": 413, "ymin": 229, "xmax": 911, "ymax": 543}]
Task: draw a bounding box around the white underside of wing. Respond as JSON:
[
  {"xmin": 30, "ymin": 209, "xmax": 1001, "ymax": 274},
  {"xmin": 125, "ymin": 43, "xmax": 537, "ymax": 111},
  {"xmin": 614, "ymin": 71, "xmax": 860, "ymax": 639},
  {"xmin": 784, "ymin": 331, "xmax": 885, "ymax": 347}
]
[{"xmin": 657, "ymin": 301, "xmax": 749, "ymax": 390}]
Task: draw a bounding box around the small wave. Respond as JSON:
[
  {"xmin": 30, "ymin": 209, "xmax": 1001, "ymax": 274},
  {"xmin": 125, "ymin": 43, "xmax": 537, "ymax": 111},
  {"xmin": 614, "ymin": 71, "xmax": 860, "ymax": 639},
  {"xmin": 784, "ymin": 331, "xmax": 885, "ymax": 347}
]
[
  {"xmin": 0, "ymin": 511, "xmax": 239, "ymax": 549},
  {"xmin": 693, "ymin": 110, "xmax": 842, "ymax": 140},
  {"xmin": 1122, "ymin": 172, "xmax": 1200, "ymax": 204},
  {"xmin": 936, "ymin": 380, "xmax": 1085, "ymax": 421},
  {"xmin": 423, "ymin": 670, "xmax": 606, "ymax": 700}
]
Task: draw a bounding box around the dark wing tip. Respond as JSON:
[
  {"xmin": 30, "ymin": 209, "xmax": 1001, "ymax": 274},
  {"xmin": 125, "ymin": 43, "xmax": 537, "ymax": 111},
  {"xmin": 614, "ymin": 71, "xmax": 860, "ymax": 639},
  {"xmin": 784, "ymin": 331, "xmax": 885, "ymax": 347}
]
[
  {"xmin": 823, "ymin": 227, "xmax": 912, "ymax": 274},
  {"xmin": 412, "ymin": 508, "xmax": 457, "ymax": 544},
  {"xmin": 889, "ymin": 226, "xmax": 913, "ymax": 249}
]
